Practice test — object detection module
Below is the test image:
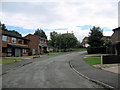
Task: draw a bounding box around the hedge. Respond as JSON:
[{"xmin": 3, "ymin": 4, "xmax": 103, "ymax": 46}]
[{"xmin": 87, "ymin": 46, "xmax": 106, "ymax": 54}]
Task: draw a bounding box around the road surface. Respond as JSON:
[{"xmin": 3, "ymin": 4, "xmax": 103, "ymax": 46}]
[{"xmin": 2, "ymin": 51, "xmax": 105, "ymax": 88}]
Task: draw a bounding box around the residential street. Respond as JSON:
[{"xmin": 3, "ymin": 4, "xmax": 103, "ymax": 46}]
[{"xmin": 2, "ymin": 51, "xmax": 105, "ymax": 88}]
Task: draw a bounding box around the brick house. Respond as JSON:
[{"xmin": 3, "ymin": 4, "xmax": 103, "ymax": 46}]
[
  {"xmin": 110, "ymin": 27, "xmax": 120, "ymax": 55},
  {"xmin": 81, "ymin": 36, "xmax": 111, "ymax": 47},
  {"xmin": 81, "ymin": 37, "xmax": 90, "ymax": 47},
  {"xmin": 2, "ymin": 30, "xmax": 30, "ymax": 57},
  {"xmin": 24, "ymin": 34, "xmax": 47, "ymax": 55}
]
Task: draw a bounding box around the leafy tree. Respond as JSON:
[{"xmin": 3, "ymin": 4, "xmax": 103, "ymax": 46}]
[
  {"xmin": 34, "ymin": 28, "xmax": 47, "ymax": 39},
  {"xmin": 1, "ymin": 24, "xmax": 7, "ymax": 31},
  {"xmin": 88, "ymin": 26, "xmax": 104, "ymax": 47},
  {"xmin": 76, "ymin": 41, "xmax": 81, "ymax": 48},
  {"xmin": 49, "ymin": 31, "xmax": 78, "ymax": 51},
  {"xmin": 104, "ymin": 40, "xmax": 112, "ymax": 47},
  {"xmin": 1, "ymin": 23, "xmax": 22, "ymax": 36},
  {"xmin": 50, "ymin": 31, "xmax": 58, "ymax": 47}
]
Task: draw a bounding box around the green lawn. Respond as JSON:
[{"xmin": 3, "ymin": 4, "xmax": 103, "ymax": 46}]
[
  {"xmin": 83, "ymin": 57, "xmax": 101, "ymax": 65},
  {"xmin": 1, "ymin": 56, "xmax": 33, "ymax": 65},
  {"xmin": 71, "ymin": 48, "xmax": 86, "ymax": 51},
  {"xmin": 1, "ymin": 52, "xmax": 61, "ymax": 65},
  {"xmin": 36, "ymin": 52, "xmax": 61, "ymax": 56}
]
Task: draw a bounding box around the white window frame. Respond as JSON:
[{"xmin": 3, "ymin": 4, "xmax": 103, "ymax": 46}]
[
  {"xmin": 23, "ymin": 49, "xmax": 27, "ymax": 54},
  {"xmin": 18, "ymin": 39, "xmax": 22, "ymax": 44},
  {"xmin": 2, "ymin": 35, "xmax": 10, "ymax": 42},
  {"xmin": 12, "ymin": 37, "xmax": 16, "ymax": 43}
]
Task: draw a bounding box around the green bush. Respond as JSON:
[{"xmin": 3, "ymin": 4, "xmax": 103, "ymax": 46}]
[{"xmin": 87, "ymin": 46, "xmax": 106, "ymax": 54}]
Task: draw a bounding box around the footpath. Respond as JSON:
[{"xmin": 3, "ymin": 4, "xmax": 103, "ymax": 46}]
[{"xmin": 69, "ymin": 53, "xmax": 120, "ymax": 90}]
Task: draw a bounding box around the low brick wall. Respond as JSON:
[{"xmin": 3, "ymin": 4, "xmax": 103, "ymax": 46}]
[{"xmin": 102, "ymin": 55, "xmax": 120, "ymax": 64}]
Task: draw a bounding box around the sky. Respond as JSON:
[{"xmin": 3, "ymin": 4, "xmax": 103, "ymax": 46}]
[{"xmin": 1, "ymin": 0, "xmax": 119, "ymax": 42}]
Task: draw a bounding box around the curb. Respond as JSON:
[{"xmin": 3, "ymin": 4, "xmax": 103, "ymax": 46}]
[{"xmin": 69, "ymin": 61, "xmax": 118, "ymax": 90}]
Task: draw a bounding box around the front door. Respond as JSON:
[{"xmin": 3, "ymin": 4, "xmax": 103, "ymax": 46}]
[{"xmin": 16, "ymin": 48, "xmax": 21, "ymax": 57}]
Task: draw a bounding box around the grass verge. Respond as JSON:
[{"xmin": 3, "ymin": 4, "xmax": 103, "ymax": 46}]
[
  {"xmin": 1, "ymin": 52, "xmax": 61, "ymax": 65},
  {"xmin": 71, "ymin": 48, "xmax": 86, "ymax": 51},
  {"xmin": 83, "ymin": 57, "xmax": 101, "ymax": 65},
  {"xmin": 1, "ymin": 56, "xmax": 33, "ymax": 65}
]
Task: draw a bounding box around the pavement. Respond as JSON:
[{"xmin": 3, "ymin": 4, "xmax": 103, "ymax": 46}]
[
  {"xmin": 69, "ymin": 52, "xmax": 120, "ymax": 90},
  {"xmin": 93, "ymin": 64, "xmax": 120, "ymax": 74},
  {"xmin": 2, "ymin": 51, "xmax": 105, "ymax": 88}
]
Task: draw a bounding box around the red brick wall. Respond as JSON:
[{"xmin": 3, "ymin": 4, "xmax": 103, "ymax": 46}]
[
  {"xmin": 111, "ymin": 30, "xmax": 119, "ymax": 43},
  {"xmin": 25, "ymin": 34, "xmax": 40, "ymax": 54},
  {"xmin": 2, "ymin": 53, "xmax": 6, "ymax": 57},
  {"xmin": 81, "ymin": 37, "xmax": 88, "ymax": 47},
  {"xmin": 2, "ymin": 35, "xmax": 29, "ymax": 57},
  {"xmin": 101, "ymin": 36, "xmax": 111, "ymax": 41},
  {"xmin": 2, "ymin": 41, "xmax": 8, "ymax": 47}
]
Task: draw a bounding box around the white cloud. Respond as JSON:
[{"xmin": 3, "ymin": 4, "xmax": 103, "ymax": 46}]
[
  {"xmin": 1, "ymin": 0, "xmax": 119, "ymax": 41},
  {"xmin": 44, "ymin": 26, "xmax": 90, "ymax": 42}
]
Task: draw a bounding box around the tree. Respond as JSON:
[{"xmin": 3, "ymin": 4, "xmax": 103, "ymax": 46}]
[
  {"xmin": 50, "ymin": 31, "xmax": 58, "ymax": 47},
  {"xmin": 104, "ymin": 40, "xmax": 112, "ymax": 47},
  {"xmin": 1, "ymin": 23, "xmax": 22, "ymax": 36},
  {"xmin": 34, "ymin": 28, "xmax": 47, "ymax": 39},
  {"xmin": 1, "ymin": 24, "xmax": 7, "ymax": 31},
  {"xmin": 76, "ymin": 41, "xmax": 81, "ymax": 48},
  {"xmin": 49, "ymin": 31, "xmax": 78, "ymax": 51},
  {"xmin": 88, "ymin": 26, "xmax": 104, "ymax": 47}
]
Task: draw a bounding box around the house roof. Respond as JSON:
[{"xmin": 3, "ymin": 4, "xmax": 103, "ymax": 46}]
[
  {"xmin": 113, "ymin": 27, "xmax": 120, "ymax": 31},
  {"xmin": 2, "ymin": 30, "xmax": 30, "ymax": 41},
  {"xmin": 34, "ymin": 35, "xmax": 47, "ymax": 40},
  {"xmin": 25, "ymin": 34, "xmax": 47, "ymax": 40}
]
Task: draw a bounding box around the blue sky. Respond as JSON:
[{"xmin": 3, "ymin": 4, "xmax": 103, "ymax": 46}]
[
  {"xmin": 1, "ymin": 0, "xmax": 119, "ymax": 41},
  {"xmin": 6, "ymin": 25, "xmax": 112, "ymax": 34}
]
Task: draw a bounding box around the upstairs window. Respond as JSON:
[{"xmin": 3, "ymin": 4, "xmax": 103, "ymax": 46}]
[
  {"xmin": 12, "ymin": 37, "xmax": 16, "ymax": 43},
  {"xmin": 2, "ymin": 35, "xmax": 10, "ymax": 42},
  {"xmin": 18, "ymin": 39, "xmax": 22, "ymax": 44}
]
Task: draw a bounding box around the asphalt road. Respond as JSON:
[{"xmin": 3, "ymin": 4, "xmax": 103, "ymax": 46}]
[{"xmin": 2, "ymin": 51, "xmax": 105, "ymax": 88}]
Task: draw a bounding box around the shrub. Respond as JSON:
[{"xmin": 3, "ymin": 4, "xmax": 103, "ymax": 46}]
[{"xmin": 87, "ymin": 46, "xmax": 106, "ymax": 54}]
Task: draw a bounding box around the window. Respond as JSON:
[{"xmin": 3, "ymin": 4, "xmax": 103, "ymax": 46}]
[
  {"xmin": 7, "ymin": 48, "xmax": 12, "ymax": 52},
  {"xmin": 41, "ymin": 40, "xmax": 43, "ymax": 43},
  {"xmin": 2, "ymin": 35, "xmax": 10, "ymax": 42},
  {"xmin": 12, "ymin": 37, "xmax": 16, "ymax": 43},
  {"xmin": 18, "ymin": 39, "xmax": 22, "ymax": 44},
  {"xmin": 45, "ymin": 40, "xmax": 47, "ymax": 43},
  {"xmin": 23, "ymin": 49, "xmax": 27, "ymax": 54},
  {"xmin": 7, "ymin": 48, "xmax": 12, "ymax": 57},
  {"xmin": 2, "ymin": 47, "xmax": 7, "ymax": 53},
  {"xmin": 32, "ymin": 49, "xmax": 36, "ymax": 55}
]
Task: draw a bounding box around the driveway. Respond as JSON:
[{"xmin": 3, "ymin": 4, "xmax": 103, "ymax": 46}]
[{"xmin": 2, "ymin": 51, "xmax": 105, "ymax": 88}]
